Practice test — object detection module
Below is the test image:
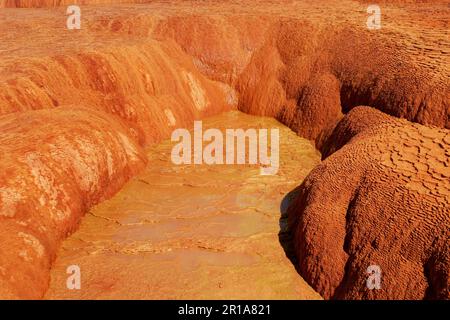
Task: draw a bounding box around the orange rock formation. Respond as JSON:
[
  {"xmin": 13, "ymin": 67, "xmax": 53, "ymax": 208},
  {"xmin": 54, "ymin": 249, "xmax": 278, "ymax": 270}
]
[
  {"xmin": 288, "ymin": 106, "xmax": 449, "ymax": 299},
  {"xmin": 0, "ymin": 0, "xmax": 448, "ymax": 299}
]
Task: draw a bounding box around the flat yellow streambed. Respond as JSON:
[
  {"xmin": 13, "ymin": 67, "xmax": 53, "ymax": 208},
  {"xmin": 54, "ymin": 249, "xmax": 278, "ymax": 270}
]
[{"xmin": 45, "ymin": 111, "xmax": 322, "ymax": 299}]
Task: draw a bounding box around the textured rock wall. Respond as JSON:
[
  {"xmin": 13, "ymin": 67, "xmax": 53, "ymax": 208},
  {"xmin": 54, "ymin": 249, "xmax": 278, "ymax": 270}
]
[
  {"xmin": 0, "ymin": 34, "xmax": 233, "ymax": 299},
  {"xmin": 0, "ymin": 41, "xmax": 233, "ymax": 144},
  {"xmin": 0, "ymin": 107, "xmax": 147, "ymax": 298},
  {"xmin": 152, "ymin": 8, "xmax": 448, "ymax": 149},
  {"xmin": 288, "ymin": 106, "xmax": 449, "ymax": 299}
]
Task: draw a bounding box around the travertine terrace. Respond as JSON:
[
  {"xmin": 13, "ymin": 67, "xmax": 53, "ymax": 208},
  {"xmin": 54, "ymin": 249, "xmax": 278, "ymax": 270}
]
[{"xmin": 0, "ymin": 0, "xmax": 448, "ymax": 299}]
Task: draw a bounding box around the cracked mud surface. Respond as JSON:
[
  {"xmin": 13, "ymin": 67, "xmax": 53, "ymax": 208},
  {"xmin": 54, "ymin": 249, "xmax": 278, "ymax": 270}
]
[
  {"xmin": 289, "ymin": 107, "xmax": 449, "ymax": 300},
  {"xmin": 44, "ymin": 111, "xmax": 322, "ymax": 299}
]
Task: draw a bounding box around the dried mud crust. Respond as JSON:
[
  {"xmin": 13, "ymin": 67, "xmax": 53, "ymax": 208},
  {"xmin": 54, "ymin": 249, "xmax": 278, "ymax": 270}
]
[
  {"xmin": 44, "ymin": 111, "xmax": 323, "ymax": 300},
  {"xmin": 288, "ymin": 106, "xmax": 449, "ymax": 300}
]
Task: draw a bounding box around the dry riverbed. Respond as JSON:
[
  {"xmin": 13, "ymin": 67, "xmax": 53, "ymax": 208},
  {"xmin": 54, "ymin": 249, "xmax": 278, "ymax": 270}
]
[{"xmin": 45, "ymin": 111, "xmax": 322, "ymax": 299}]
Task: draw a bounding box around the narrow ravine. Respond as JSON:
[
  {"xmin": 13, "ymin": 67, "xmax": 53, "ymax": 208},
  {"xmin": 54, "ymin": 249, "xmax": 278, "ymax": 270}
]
[
  {"xmin": 44, "ymin": 111, "xmax": 322, "ymax": 299},
  {"xmin": 1, "ymin": 1, "xmax": 447, "ymax": 300}
]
